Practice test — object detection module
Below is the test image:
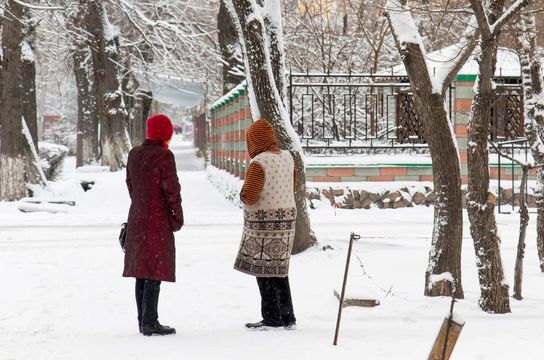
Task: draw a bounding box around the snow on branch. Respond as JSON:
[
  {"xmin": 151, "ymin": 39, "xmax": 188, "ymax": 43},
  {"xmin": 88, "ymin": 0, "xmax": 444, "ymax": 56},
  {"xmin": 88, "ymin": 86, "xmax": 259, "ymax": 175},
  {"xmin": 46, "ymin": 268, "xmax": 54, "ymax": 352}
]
[
  {"xmin": 429, "ymin": 272, "xmax": 455, "ymax": 290},
  {"xmin": 489, "ymin": 0, "xmax": 529, "ymax": 36},
  {"xmin": 223, "ymin": 0, "xmax": 262, "ymax": 120},
  {"xmin": 430, "ymin": 17, "xmax": 478, "ymax": 94},
  {"xmin": 384, "ymin": 0, "xmax": 423, "ymax": 47},
  {"xmin": 470, "ymin": 0, "xmax": 529, "ymax": 39},
  {"xmin": 22, "ymin": 117, "xmax": 47, "ymax": 186},
  {"xmin": 13, "ymin": 0, "xmax": 64, "ymax": 11},
  {"xmin": 386, "ymin": 0, "xmax": 477, "ymax": 94}
]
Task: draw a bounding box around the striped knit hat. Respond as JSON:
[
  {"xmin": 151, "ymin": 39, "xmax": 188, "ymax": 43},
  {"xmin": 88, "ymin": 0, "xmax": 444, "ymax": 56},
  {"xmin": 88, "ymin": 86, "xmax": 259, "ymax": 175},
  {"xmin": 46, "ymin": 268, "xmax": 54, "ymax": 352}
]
[{"xmin": 246, "ymin": 118, "xmax": 279, "ymax": 158}]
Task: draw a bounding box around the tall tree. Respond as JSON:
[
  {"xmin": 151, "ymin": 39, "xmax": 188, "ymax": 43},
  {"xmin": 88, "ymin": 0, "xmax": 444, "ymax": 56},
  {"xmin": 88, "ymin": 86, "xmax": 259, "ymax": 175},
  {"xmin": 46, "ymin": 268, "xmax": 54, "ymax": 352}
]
[
  {"xmin": 218, "ymin": 0, "xmax": 244, "ymax": 94},
  {"xmin": 466, "ymin": 0, "xmax": 527, "ymax": 313},
  {"xmin": 21, "ymin": 9, "xmax": 38, "ymax": 146},
  {"xmin": 85, "ymin": 0, "xmax": 129, "ymax": 171},
  {"xmin": 0, "ymin": 0, "xmax": 43, "ymax": 201},
  {"xmin": 225, "ymin": 0, "xmax": 317, "ymax": 253},
  {"xmin": 385, "ymin": 0, "xmax": 478, "ymax": 298},
  {"xmin": 72, "ymin": 0, "xmax": 99, "ymax": 167},
  {"xmin": 517, "ymin": 9, "xmax": 544, "ymax": 272}
]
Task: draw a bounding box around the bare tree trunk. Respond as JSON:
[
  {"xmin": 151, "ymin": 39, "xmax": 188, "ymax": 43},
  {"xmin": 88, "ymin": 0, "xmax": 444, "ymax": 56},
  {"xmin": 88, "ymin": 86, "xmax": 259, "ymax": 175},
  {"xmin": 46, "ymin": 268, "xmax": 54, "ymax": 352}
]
[
  {"xmin": 513, "ymin": 165, "xmax": 529, "ymax": 300},
  {"xmin": 467, "ymin": 69, "xmax": 510, "ymax": 312},
  {"xmin": 406, "ymin": 55, "xmax": 464, "ymax": 299},
  {"xmin": 85, "ymin": 0, "xmax": 129, "ymax": 171},
  {"xmin": 15, "ymin": 0, "xmax": 39, "ymax": 147},
  {"xmin": 467, "ymin": 0, "xmax": 513, "ymax": 313},
  {"xmin": 72, "ymin": 3, "xmax": 99, "ymax": 167},
  {"xmin": 518, "ymin": 12, "xmax": 544, "ymax": 272},
  {"xmin": 227, "ymin": 0, "xmax": 317, "ymax": 253},
  {"xmin": 0, "ymin": 0, "xmax": 40, "ymax": 201},
  {"xmin": 123, "ymin": 70, "xmax": 147, "ymax": 147},
  {"xmin": 384, "ymin": 6, "xmax": 467, "ymax": 298},
  {"xmin": 218, "ymin": 0, "xmax": 244, "ymax": 94},
  {"xmin": 73, "ymin": 45, "xmax": 99, "ymax": 167},
  {"xmin": 22, "ymin": 42, "xmax": 38, "ymax": 146},
  {"xmin": 141, "ymin": 90, "xmax": 152, "ymax": 127}
]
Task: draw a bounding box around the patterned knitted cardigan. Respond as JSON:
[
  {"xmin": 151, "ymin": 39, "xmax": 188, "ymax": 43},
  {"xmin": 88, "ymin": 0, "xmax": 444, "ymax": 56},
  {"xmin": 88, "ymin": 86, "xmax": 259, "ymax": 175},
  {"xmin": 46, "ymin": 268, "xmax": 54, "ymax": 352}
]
[{"xmin": 234, "ymin": 119, "xmax": 297, "ymax": 277}]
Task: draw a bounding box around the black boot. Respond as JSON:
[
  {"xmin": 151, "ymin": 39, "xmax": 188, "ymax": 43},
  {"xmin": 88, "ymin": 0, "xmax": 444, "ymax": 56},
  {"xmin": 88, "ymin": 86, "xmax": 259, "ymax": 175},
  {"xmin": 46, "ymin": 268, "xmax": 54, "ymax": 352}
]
[
  {"xmin": 140, "ymin": 280, "xmax": 175, "ymax": 336},
  {"xmin": 142, "ymin": 321, "xmax": 176, "ymax": 336},
  {"xmin": 135, "ymin": 279, "xmax": 145, "ymax": 333},
  {"xmin": 245, "ymin": 320, "xmax": 283, "ymax": 331},
  {"xmin": 275, "ymin": 277, "xmax": 296, "ymax": 330},
  {"xmin": 248, "ymin": 278, "xmax": 285, "ymax": 330}
]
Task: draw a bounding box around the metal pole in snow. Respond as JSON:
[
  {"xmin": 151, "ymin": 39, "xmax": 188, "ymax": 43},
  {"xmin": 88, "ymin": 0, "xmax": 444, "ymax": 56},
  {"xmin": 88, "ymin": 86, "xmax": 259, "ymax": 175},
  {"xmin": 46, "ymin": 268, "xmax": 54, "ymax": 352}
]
[{"xmin": 333, "ymin": 232, "xmax": 360, "ymax": 346}]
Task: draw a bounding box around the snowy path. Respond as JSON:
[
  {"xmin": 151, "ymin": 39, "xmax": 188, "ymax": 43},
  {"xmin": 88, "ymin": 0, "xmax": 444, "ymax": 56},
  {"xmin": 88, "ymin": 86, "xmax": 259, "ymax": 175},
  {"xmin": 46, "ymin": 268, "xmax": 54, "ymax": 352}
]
[{"xmin": 1, "ymin": 139, "xmax": 544, "ymax": 359}]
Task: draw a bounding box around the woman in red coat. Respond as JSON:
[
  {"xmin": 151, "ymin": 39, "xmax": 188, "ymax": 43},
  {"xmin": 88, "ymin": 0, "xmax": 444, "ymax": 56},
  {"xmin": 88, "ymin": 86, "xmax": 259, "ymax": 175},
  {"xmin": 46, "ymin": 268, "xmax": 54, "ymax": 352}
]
[{"xmin": 123, "ymin": 114, "xmax": 183, "ymax": 336}]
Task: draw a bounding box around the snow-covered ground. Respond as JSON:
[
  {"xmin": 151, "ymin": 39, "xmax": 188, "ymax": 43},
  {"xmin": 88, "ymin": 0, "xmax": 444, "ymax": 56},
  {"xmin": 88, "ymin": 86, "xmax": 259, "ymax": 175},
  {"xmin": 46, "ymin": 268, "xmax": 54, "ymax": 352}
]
[{"xmin": 1, "ymin": 136, "xmax": 542, "ymax": 359}]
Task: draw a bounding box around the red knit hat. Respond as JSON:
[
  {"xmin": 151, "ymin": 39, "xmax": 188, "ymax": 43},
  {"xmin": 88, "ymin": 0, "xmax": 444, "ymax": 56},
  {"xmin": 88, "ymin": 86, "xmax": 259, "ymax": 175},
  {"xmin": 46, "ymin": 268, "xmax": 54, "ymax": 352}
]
[{"xmin": 146, "ymin": 114, "xmax": 173, "ymax": 148}]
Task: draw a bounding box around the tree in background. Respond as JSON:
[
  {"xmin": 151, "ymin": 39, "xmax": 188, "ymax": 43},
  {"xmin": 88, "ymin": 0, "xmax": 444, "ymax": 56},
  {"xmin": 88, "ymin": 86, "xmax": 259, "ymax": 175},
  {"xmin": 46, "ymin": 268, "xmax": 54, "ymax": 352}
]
[
  {"xmin": 218, "ymin": 0, "xmax": 244, "ymax": 94},
  {"xmin": 283, "ymin": 0, "xmax": 396, "ymax": 73},
  {"xmin": 71, "ymin": 0, "xmax": 99, "ymax": 167},
  {"xmin": 0, "ymin": 0, "xmax": 43, "ymax": 201},
  {"xmin": 85, "ymin": 0, "xmax": 130, "ymax": 171},
  {"xmin": 225, "ymin": 0, "xmax": 317, "ymax": 253},
  {"xmin": 385, "ymin": 0, "xmax": 478, "ymax": 298},
  {"xmin": 466, "ymin": 0, "xmax": 528, "ymax": 313},
  {"xmin": 516, "ymin": 7, "xmax": 544, "ymax": 272},
  {"xmin": 22, "ymin": 6, "xmax": 39, "ymax": 146}
]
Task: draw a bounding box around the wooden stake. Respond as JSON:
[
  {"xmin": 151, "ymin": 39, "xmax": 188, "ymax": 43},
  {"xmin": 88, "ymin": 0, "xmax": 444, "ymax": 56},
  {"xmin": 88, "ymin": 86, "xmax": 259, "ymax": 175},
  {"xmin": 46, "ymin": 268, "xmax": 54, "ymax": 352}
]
[
  {"xmin": 428, "ymin": 298, "xmax": 464, "ymax": 360},
  {"xmin": 333, "ymin": 232, "xmax": 360, "ymax": 346}
]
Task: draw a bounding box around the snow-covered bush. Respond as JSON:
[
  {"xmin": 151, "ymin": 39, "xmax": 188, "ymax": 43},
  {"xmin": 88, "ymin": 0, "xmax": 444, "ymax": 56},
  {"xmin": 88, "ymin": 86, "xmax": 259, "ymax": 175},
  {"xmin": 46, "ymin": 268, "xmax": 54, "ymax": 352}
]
[{"xmin": 39, "ymin": 142, "xmax": 69, "ymax": 181}]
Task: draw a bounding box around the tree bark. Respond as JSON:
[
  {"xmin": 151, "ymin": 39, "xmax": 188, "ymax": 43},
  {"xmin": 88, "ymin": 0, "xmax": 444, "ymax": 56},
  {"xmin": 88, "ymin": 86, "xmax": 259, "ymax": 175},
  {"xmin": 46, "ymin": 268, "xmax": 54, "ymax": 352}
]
[
  {"xmin": 407, "ymin": 51, "xmax": 464, "ymax": 299},
  {"xmin": 0, "ymin": 0, "xmax": 41, "ymax": 201},
  {"xmin": 218, "ymin": 0, "xmax": 244, "ymax": 94},
  {"xmin": 467, "ymin": 0, "xmax": 511, "ymax": 313},
  {"xmin": 518, "ymin": 12, "xmax": 544, "ymax": 272},
  {"xmin": 124, "ymin": 73, "xmax": 150, "ymax": 147},
  {"xmin": 513, "ymin": 165, "xmax": 529, "ymax": 300},
  {"xmin": 22, "ymin": 42, "xmax": 38, "ymax": 146},
  {"xmin": 228, "ymin": 0, "xmax": 317, "ymax": 253},
  {"xmin": 85, "ymin": 0, "xmax": 129, "ymax": 171},
  {"xmin": 18, "ymin": 0, "xmax": 40, "ymax": 145},
  {"xmin": 72, "ymin": 3, "xmax": 99, "ymax": 167},
  {"xmin": 384, "ymin": 12, "xmax": 465, "ymax": 298}
]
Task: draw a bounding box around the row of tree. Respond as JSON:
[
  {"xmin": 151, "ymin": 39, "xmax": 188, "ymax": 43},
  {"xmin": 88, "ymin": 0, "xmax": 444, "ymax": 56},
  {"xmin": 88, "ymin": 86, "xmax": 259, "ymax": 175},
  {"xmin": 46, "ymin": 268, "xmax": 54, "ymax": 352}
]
[
  {"xmin": 222, "ymin": 0, "xmax": 544, "ymax": 314},
  {"xmin": 0, "ymin": 0, "xmax": 218, "ymax": 201},
  {"xmin": 386, "ymin": 0, "xmax": 544, "ymax": 313}
]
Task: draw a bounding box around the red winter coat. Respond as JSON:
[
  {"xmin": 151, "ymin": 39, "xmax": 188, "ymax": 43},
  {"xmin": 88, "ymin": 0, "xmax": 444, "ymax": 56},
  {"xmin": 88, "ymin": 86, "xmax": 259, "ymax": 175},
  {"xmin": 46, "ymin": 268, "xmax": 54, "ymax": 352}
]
[{"xmin": 123, "ymin": 140, "xmax": 183, "ymax": 282}]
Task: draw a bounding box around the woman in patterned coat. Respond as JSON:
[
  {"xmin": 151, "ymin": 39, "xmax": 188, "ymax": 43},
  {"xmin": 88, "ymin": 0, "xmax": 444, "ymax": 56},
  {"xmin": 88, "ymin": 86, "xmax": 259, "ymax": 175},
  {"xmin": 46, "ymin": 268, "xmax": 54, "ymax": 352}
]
[{"xmin": 234, "ymin": 118, "xmax": 297, "ymax": 330}]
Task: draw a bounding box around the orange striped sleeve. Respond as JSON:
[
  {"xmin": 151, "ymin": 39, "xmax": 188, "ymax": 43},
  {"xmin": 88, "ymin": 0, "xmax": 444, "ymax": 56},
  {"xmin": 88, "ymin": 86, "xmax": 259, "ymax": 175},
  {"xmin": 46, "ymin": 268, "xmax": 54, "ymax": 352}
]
[{"xmin": 240, "ymin": 162, "xmax": 265, "ymax": 205}]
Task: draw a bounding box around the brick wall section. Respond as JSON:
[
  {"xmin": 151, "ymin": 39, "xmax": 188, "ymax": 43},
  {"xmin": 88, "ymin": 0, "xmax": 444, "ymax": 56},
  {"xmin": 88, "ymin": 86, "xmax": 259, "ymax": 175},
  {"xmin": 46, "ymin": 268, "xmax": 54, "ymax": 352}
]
[
  {"xmin": 453, "ymin": 78, "xmax": 474, "ymax": 184},
  {"xmin": 305, "ymin": 165, "xmax": 535, "ymax": 182},
  {"xmin": 210, "ymin": 86, "xmax": 251, "ymax": 180}
]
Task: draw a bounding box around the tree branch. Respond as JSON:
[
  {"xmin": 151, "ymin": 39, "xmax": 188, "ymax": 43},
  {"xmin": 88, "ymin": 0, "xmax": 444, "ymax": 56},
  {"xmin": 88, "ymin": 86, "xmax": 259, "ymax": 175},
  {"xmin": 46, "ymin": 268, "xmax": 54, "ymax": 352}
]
[
  {"xmin": 469, "ymin": 0, "xmax": 492, "ymax": 39},
  {"xmin": 440, "ymin": 19, "xmax": 479, "ymax": 94},
  {"xmin": 490, "ymin": 0, "xmax": 529, "ymax": 37}
]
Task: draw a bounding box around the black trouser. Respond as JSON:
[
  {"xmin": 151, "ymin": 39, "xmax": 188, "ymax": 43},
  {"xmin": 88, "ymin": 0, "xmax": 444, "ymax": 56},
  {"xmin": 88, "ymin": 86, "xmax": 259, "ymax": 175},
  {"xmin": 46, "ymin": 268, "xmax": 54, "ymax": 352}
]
[
  {"xmin": 135, "ymin": 279, "xmax": 161, "ymax": 326},
  {"xmin": 256, "ymin": 277, "xmax": 296, "ymax": 326}
]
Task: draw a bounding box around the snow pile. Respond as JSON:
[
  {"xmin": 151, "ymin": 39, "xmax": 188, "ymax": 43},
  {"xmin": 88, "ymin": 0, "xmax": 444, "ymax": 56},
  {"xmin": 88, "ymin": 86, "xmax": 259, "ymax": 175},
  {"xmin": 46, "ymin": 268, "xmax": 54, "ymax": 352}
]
[{"xmin": 205, "ymin": 165, "xmax": 243, "ymax": 208}]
